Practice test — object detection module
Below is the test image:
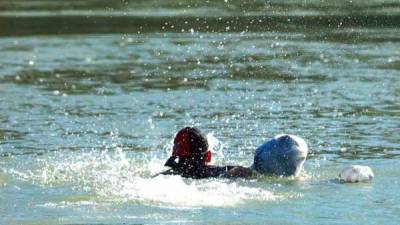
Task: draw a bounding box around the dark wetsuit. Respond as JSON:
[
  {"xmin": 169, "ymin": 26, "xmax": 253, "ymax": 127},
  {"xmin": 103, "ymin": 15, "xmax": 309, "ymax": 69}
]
[{"xmin": 161, "ymin": 164, "xmax": 235, "ymax": 179}]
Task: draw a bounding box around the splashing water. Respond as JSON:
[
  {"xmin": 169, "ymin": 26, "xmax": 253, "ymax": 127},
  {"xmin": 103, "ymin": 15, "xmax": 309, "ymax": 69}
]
[
  {"xmin": 6, "ymin": 136, "xmax": 282, "ymax": 208},
  {"xmin": 2, "ymin": 25, "xmax": 399, "ymax": 224},
  {"xmin": 207, "ymin": 132, "xmax": 225, "ymax": 160}
]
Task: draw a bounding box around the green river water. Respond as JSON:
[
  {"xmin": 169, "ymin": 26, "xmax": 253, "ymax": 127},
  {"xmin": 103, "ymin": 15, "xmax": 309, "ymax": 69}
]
[{"xmin": 0, "ymin": 1, "xmax": 399, "ymax": 224}]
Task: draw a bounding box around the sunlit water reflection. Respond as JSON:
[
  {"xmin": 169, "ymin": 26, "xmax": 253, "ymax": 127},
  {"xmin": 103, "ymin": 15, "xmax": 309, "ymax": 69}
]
[{"xmin": 1, "ymin": 5, "xmax": 400, "ymax": 224}]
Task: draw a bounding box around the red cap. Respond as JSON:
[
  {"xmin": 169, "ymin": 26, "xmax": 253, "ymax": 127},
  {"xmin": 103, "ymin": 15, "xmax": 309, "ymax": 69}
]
[
  {"xmin": 172, "ymin": 127, "xmax": 191, "ymax": 157},
  {"xmin": 170, "ymin": 127, "xmax": 212, "ymax": 163}
]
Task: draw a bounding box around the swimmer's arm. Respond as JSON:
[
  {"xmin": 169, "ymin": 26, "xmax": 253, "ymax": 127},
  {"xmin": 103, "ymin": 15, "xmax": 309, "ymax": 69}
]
[
  {"xmin": 226, "ymin": 166, "xmax": 254, "ymax": 178},
  {"xmin": 151, "ymin": 169, "xmax": 174, "ymax": 178}
]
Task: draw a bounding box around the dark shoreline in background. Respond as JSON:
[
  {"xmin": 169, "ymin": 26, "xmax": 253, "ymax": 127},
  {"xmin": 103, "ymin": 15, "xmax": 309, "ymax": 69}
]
[{"xmin": 1, "ymin": 14, "xmax": 400, "ymax": 36}]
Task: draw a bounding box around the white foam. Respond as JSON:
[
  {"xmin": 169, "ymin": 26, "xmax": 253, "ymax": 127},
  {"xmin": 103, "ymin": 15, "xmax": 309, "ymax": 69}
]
[
  {"xmin": 206, "ymin": 132, "xmax": 225, "ymax": 161},
  {"xmin": 117, "ymin": 175, "xmax": 278, "ymax": 207},
  {"xmin": 6, "ymin": 148, "xmax": 280, "ymax": 207}
]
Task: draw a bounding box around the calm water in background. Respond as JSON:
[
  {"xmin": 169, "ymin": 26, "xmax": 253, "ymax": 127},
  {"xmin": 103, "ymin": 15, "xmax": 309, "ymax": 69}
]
[{"xmin": 1, "ymin": 1, "xmax": 400, "ymax": 224}]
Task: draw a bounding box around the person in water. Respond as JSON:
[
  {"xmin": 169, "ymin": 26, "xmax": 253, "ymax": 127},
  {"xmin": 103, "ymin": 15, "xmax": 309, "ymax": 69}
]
[{"xmin": 160, "ymin": 127, "xmax": 253, "ymax": 179}]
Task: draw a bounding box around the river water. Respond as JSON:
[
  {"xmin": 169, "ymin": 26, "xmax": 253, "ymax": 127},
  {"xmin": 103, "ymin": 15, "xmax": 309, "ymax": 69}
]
[{"xmin": 0, "ymin": 1, "xmax": 400, "ymax": 224}]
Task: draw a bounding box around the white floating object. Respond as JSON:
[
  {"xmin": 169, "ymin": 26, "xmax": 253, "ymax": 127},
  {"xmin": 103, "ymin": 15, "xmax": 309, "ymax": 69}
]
[{"xmin": 339, "ymin": 165, "xmax": 374, "ymax": 183}]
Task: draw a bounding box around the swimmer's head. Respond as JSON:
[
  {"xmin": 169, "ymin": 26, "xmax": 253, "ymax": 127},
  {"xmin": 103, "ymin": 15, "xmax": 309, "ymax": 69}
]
[{"xmin": 165, "ymin": 127, "xmax": 211, "ymax": 167}]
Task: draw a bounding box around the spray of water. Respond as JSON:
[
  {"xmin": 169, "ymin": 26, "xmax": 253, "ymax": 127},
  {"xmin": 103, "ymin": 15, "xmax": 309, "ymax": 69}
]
[{"xmin": 5, "ymin": 134, "xmax": 291, "ymax": 208}]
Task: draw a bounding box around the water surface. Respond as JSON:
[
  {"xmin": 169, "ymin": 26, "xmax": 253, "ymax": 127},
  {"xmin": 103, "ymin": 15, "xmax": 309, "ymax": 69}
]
[{"xmin": 1, "ymin": 1, "xmax": 400, "ymax": 224}]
